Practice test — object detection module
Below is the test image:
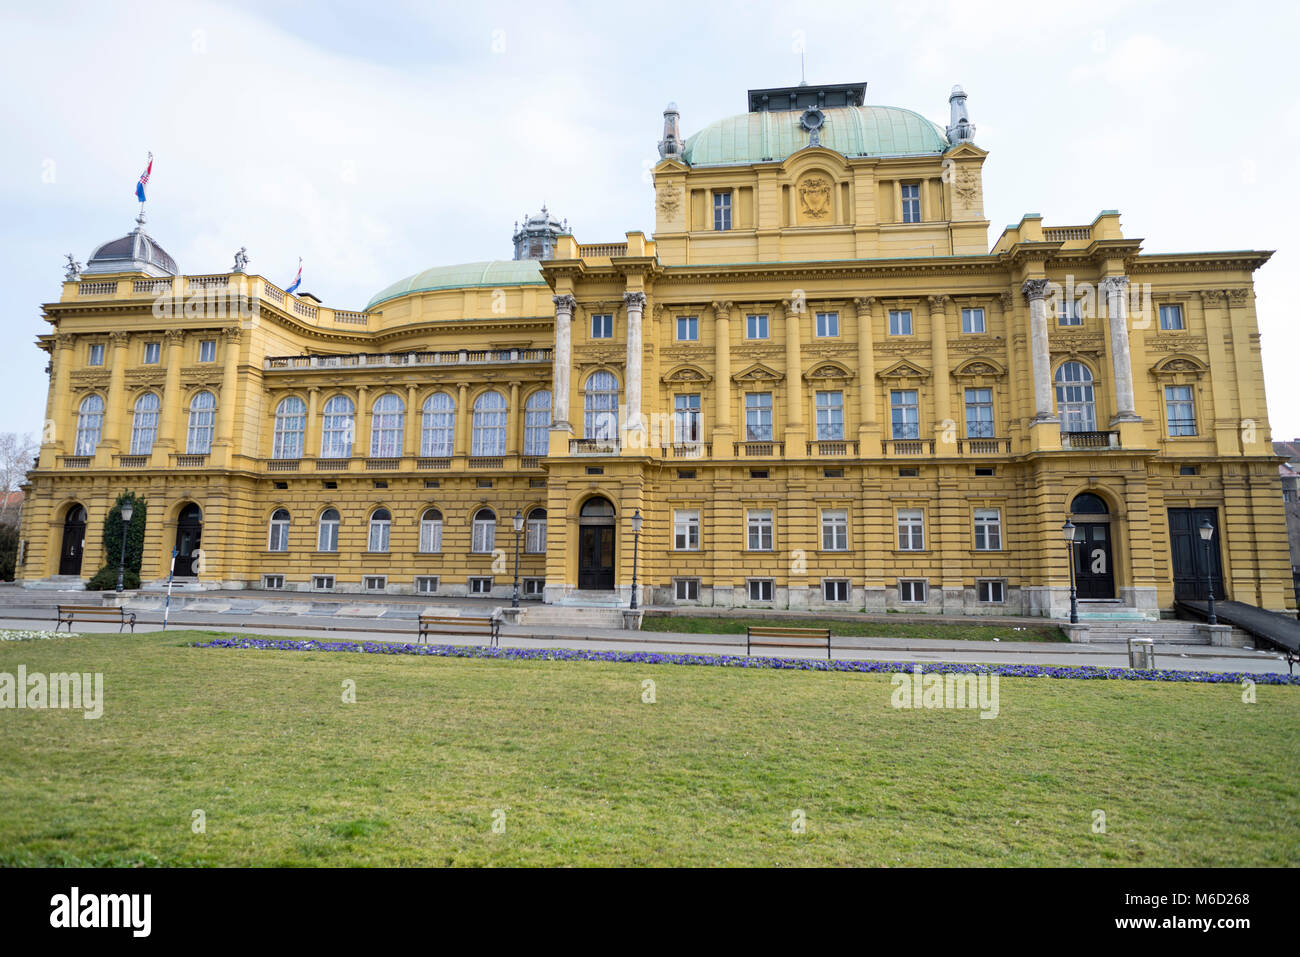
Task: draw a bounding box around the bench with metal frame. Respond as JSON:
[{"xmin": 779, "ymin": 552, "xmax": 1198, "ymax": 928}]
[
  {"xmin": 417, "ymin": 614, "xmax": 500, "ymax": 647},
  {"xmin": 55, "ymin": 604, "xmax": 137, "ymax": 634},
  {"xmin": 745, "ymin": 625, "xmax": 832, "ymax": 660}
]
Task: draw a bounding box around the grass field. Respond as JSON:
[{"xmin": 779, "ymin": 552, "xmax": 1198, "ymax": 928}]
[
  {"xmin": 643, "ymin": 614, "xmax": 1068, "ymax": 642},
  {"xmin": 1, "ymin": 630, "xmax": 1296, "ymax": 866}
]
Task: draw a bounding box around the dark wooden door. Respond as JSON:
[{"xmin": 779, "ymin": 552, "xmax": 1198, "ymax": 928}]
[
  {"xmin": 59, "ymin": 506, "xmax": 86, "ymax": 576},
  {"xmin": 174, "ymin": 505, "xmax": 202, "ymax": 577},
  {"xmin": 1074, "ymin": 522, "xmax": 1115, "ymax": 599},
  {"xmin": 578, "ymin": 526, "xmax": 615, "ymax": 590},
  {"xmin": 1169, "ymin": 508, "xmax": 1224, "ymax": 600}
]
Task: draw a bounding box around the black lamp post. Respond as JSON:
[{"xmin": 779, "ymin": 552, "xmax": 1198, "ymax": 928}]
[
  {"xmin": 1062, "ymin": 519, "xmax": 1079, "ymax": 625},
  {"xmin": 115, "ymin": 498, "xmax": 134, "ymax": 593},
  {"xmin": 511, "ymin": 509, "xmax": 524, "ymax": 608},
  {"xmin": 1198, "ymin": 516, "xmax": 1217, "ymax": 625},
  {"xmin": 629, "ymin": 508, "xmax": 644, "ymax": 610}
]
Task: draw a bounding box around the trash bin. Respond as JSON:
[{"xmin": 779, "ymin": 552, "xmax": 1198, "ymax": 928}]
[{"xmin": 1127, "ymin": 637, "xmax": 1156, "ymax": 670}]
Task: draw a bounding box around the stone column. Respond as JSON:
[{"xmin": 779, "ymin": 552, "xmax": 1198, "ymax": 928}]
[
  {"xmin": 782, "ymin": 299, "xmax": 806, "ymax": 454},
  {"xmin": 1198, "ymin": 290, "xmax": 1238, "ymax": 455},
  {"xmin": 928, "ymin": 296, "xmax": 955, "ymax": 452},
  {"xmin": 1101, "ymin": 276, "xmax": 1140, "ymax": 424},
  {"xmin": 306, "ymin": 387, "xmax": 320, "ymax": 458},
  {"xmin": 101, "ymin": 331, "xmax": 130, "ymax": 458},
  {"xmin": 1022, "ymin": 279, "xmax": 1056, "ymax": 422},
  {"xmin": 453, "ymin": 382, "xmax": 468, "ymax": 457},
  {"xmin": 154, "ymin": 330, "xmax": 184, "ymax": 465},
  {"xmin": 1227, "ymin": 287, "xmax": 1264, "ymax": 453},
  {"xmin": 507, "ymin": 381, "xmax": 521, "ymax": 455},
  {"xmin": 623, "ymin": 291, "xmax": 646, "ymax": 434},
  {"xmin": 853, "ymin": 297, "xmax": 877, "ymax": 441},
  {"xmin": 214, "ymin": 327, "xmax": 242, "ymax": 466},
  {"xmin": 403, "ymin": 384, "xmax": 419, "ymax": 458},
  {"xmin": 711, "ymin": 301, "xmax": 734, "ymax": 457},
  {"xmin": 45, "ymin": 334, "xmax": 76, "ymax": 466},
  {"xmin": 551, "ymin": 294, "xmax": 576, "ymax": 431},
  {"xmin": 355, "ymin": 385, "xmax": 370, "ymax": 458}
]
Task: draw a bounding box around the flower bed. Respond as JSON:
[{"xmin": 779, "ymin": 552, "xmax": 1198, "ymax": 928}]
[
  {"xmin": 0, "ymin": 629, "xmax": 84, "ymax": 642},
  {"xmin": 191, "ymin": 636, "xmax": 1300, "ymax": 685}
]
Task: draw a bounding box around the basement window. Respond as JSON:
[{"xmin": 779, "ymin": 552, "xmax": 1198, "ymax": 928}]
[
  {"xmin": 415, "ymin": 576, "xmax": 440, "ymax": 594},
  {"xmin": 312, "ymin": 575, "xmax": 335, "ymax": 592},
  {"xmin": 363, "ymin": 575, "xmax": 387, "ymax": 592},
  {"xmin": 262, "ymin": 574, "xmax": 285, "ymax": 590}
]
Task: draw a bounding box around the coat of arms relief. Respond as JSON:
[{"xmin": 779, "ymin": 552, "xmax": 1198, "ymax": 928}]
[{"xmin": 797, "ymin": 175, "xmax": 832, "ymax": 221}]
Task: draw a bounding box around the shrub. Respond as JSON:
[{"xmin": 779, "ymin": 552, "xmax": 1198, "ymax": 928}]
[
  {"xmin": 84, "ymin": 492, "xmax": 147, "ymax": 590},
  {"xmin": 0, "ymin": 523, "xmax": 17, "ymax": 581}
]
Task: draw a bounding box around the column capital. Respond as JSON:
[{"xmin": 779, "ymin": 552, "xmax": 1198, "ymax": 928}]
[
  {"xmin": 927, "ymin": 294, "xmax": 950, "ymax": 311},
  {"xmin": 163, "ymin": 329, "xmax": 186, "ymax": 344},
  {"xmin": 852, "ymin": 296, "xmax": 876, "ymax": 311},
  {"xmin": 998, "ymin": 291, "xmax": 1014, "ymax": 311},
  {"xmin": 710, "ymin": 300, "xmax": 733, "ymax": 319},
  {"xmin": 54, "ymin": 332, "xmax": 76, "ymax": 350},
  {"xmin": 1199, "ymin": 289, "xmax": 1226, "ymax": 306},
  {"xmin": 623, "ymin": 291, "xmax": 646, "ymax": 310},
  {"xmin": 1021, "ymin": 278, "xmax": 1051, "ymax": 302},
  {"xmin": 108, "ymin": 330, "xmax": 130, "ymax": 346},
  {"xmin": 780, "ymin": 298, "xmax": 804, "ymax": 319},
  {"xmin": 1099, "ymin": 275, "xmax": 1130, "ymax": 295},
  {"xmin": 221, "ymin": 326, "xmax": 242, "ymax": 342},
  {"xmin": 1227, "ymin": 288, "xmax": 1251, "ymax": 307},
  {"xmin": 553, "ymin": 293, "xmax": 577, "ymax": 315}
]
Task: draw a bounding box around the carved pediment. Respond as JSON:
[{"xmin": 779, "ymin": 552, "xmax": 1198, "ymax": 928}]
[
  {"xmin": 661, "ymin": 363, "xmax": 713, "ymax": 385},
  {"xmin": 803, "ymin": 361, "xmax": 854, "ymax": 382},
  {"xmin": 876, "ymin": 359, "xmax": 930, "ymax": 381},
  {"xmin": 1150, "ymin": 353, "xmax": 1208, "ymax": 378},
  {"xmin": 732, "ymin": 361, "xmax": 784, "ymax": 383},
  {"xmin": 953, "ymin": 357, "xmax": 1006, "ymax": 379}
]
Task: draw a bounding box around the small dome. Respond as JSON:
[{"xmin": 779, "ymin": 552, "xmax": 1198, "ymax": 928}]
[
  {"xmin": 83, "ymin": 222, "xmax": 177, "ymax": 278},
  {"xmin": 367, "ymin": 260, "xmax": 546, "ymax": 310},
  {"xmin": 682, "ymin": 105, "xmax": 950, "ymax": 166}
]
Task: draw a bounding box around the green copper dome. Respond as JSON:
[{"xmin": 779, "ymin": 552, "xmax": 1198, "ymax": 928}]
[
  {"xmin": 367, "ymin": 260, "xmax": 546, "ymax": 310},
  {"xmin": 682, "ymin": 105, "xmax": 950, "ymax": 167}
]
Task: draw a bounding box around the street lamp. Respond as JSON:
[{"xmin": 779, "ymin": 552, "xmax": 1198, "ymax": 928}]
[
  {"xmin": 115, "ymin": 498, "xmax": 134, "ymax": 593},
  {"xmin": 511, "ymin": 509, "xmax": 524, "ymax": 608},
  {"xmin": 1198, "ymin": 516, "xmax": 1217, "ymax": 625},
  {"xmin": 1062, "ymin": 519, "xmax": 1079, "ymax": 625},
  {"xmin": 629, "ymin": 508, "xmax": 644, "ymax": 610}
]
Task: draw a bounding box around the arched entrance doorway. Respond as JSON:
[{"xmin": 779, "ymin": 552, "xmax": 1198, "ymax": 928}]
[
  {"xmin": 58, "ymin": 504, "xmax": 87, "ymax": 576},
  {"xmin": 578, "ymin": 497, "xmax": 615, "ymax": 590},
  {"xmin": 174, "ymin": 503, "xmax": 203, "ymax": 577},
  {"xmin": 1070, "ymin": 492, "xmax": 1115, "ymax": 599}
]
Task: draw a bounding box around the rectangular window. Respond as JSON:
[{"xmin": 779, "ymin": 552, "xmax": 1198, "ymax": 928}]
[
  {"xmin": 673, "ymin": 509, "xmax": 700, "ymax": 551},
  {"xmin": 899, "ymin": 579, "xmax": 927, "ymax": 603},
  {"xmin": 525, "ymin": 513, "xmax": 547, "ymax": 554},
  {"xmin": 746, "ymin": 313, "xmax": 769, "ymax": 339},
  {"xmin": 823, "ymin": 580, "xmax": 850, "ymax": 603},
  {"xmin": 143, "ymin": 342, "xmax": 161, "ymax": 364},
  {"xmin": 815, "ymin": 311, "xmax": 839, "ymax": 337},
  {"xmin": 1159, "ymin": 304, "xmax": 1185, "ymax": 330},
  {"xmin": 88, "ymin": 343, "xmax": 105, "ymax": 366},
  {"xmin": 900, "ymin": 183, "xmax": 921, "ymax": 223},
  {"xmin": 974, "ymin": 508, "xmax": 1002, "ymax": 550},
  {"xmin": 713, "ymin": 191, "xmax": 732, "ymax": 231},
  {"xmin": 472, "ymin": 517, "xmax": 495, "ymax": 554},
  {"xmin": 747, "ymin": 579, "xmax": 774, "ymax": 602},
  {"xmin": 1165, "ymin": 385, "xmax": 1197, "ymax": 436},
  {"xmin": 964, "ymin": 387, "xmax": 994, "ymax": 438},
  {"xmin": 978, "ymin": 580, "xmax": 1006, "ymax": 603},
  {"xmin": 1057, "ymin": 299, "xmax": 1083, "ymax": 326},
  {"xmin": 590, "ymin": 313, "xmax": 613, "ymax": 339},
  {"xmin": 469, "ymin": 577, "xmax": 493, "ymax": 595},
  {"xmin": 745, "ymin": 392, "xmax": 773, "ymax": 441},
  {"xmin": 897, "ymin": 509, "xmax": 924, "ymax": 551},
  {"xmin": 815, "ymin": 391, "xmax": 844, "ymax": 440},
  {"xmin": 676, "ymin": 315, "xmax": 698, "ymax": 341},
  {"xmin": 888, "ymin": 309, "xmax": 913, "ymax": 336},
  {"xmin": 363, "ymin": 575, "xmax": 387, "ymax": 592},
  {"xmin": 416, "ymin": 576, "xmax": 440, "ymax": 595},
  {"xmin": 890, "ymin": 390, "xmax": 920, "ymax": 440},
  {"xmin": 674, "ymin": 578, "xmax": 700, "ymax": 601},
  {"xmin": 674, "ymin": 393, "xmax": 701, "ymax": 443},
  {"xmin": 199, "ymin": 339, "xmax": 216, "ymax": 362},
  {"xmin": 961, "ymin": 307, "xmax": 986, "ymax": 333},
  {"xmin": 368, "ymin": 520, "xmax": 390, "ymax": 553},
  {"xmin": 747, "ymin": 509, "xmax": 773, "ymax": 551},
  {"xmin": 523, "ymin": 578, "xmax": 545, "ymax": 598},
  {"xmin": 262, "ymin": 574, "xmax": 285, "ymax": 590},
  {"xmin": 311, "ymin": 575, "xmax": 335, "ymax": 592},
  {"xmin": 821, "ymin": 509, "xmax": 849, "ymax": 551},
  {"xmin": 419, "ymin": 516, "xmax": 443, "ymax": 554}
]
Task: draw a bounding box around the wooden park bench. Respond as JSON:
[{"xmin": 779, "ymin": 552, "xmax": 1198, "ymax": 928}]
[
  {"xmin": 746, "ymin": 625, "xmax": 832, "ymax": 660},
  {"xmin": 55, "ymin": 604, "xmax": 137, "ymax": 634},
  {"xmin": 417, "ymin": 614, "xmax": 500, "ymax": 648}
]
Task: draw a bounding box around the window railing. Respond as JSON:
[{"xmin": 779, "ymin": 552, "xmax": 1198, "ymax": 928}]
[
  {"xmin": 807, "ymin": 440, "xmax": 857, "ymax": 456},
  {"xmin": 734, "ymin": 441, "xmax": 784, "ymax": 457},
  {"xmin": 570, "ymin": 438, "xmax": 618, "ymax": 454},
  {"xmin": 520, "ymin": 456, "xmax": 543, "ymax": 469},
  {"xmin": 116, "ymin": 455, "xmax": 150, "ymax": 468},
  {"xmin": 957, "ymin": 438, "xmax": 1011, "ymax": 454},
  {"xmin": 665, "ymin": 442, "xmax": 710, "ymax": 458},
  {"xmin": 267, "ymin": 459, "xmax": 301, "ymax": 471},
  {"xmin": 173, "ymin": 454, "xmax": 208, "ymax": 467},
  {"xmin": 416, "ymin": 457, "xmax": 451, "ymax": 469},
  {"xmin": 314, "ymin": 458, "xmax": 352, "ymax": 470},
  {"xmin": 365, "ymin": 457, "xmax": 400, "ymax": 470},
  {"xmin": 882, "ymin": 439, "xmax": 933, "ymax": 456},
  {"xmin": 1061, "ymin": 430, "xmax": 1120, "ymax": 449},
  {"xmin": 468, "ymin": 456, "xmax": 504, "ymax": 469},
  {"xmin": 59, "ymin": 456, "xmax": 92, "ymax": 469}
]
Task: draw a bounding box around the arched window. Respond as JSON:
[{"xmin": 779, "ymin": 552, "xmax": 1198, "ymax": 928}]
[
  {"xmin": 524, "ymin": 390, "xmax": 552, "ymax": 456},
  {"xmin": 318, "ymin": 508, "xmax": 340, "ymax": 552},
  {"xmin": 472, "ymin": 391, "xmax": 507, "ymax": 456},
  {"xmin": 268, "ymin": 508, "xmax": 290, "ymax": 552},
  {"xmin": 321, "ymin": 395, "xmax": 355, "ymax": 459},
  {"xmin": 421, "ymin": 393, "xmax": 454, "ymax": 457},
  {"xmin": 368, "ymin": 508, "xmax": 391, "ymax": 553},
  {"xmin": 472, "ymin": 507, "xmax": 496, "ymax": 553},
  {"xmin": 370, "ymin": 393, "xmax": 404, "ymax": 457},
  {"xmin": 1055, "ymin": 362, "xmax": 1096, "ymax": 432},
  {"xmin": 129, "ymin": 393, "xmax": 160, "ymax": 455},
  {"xmin": 419, "ymin": 508, "xmax": 443, "ymax": 553},
  {"xmin": 526, "ymin": 507, "xmax": 547, "ymax": 554},
  {"xmin": 186, "ymin": 391, "xmax": 216, "ymax": 454},
  {"xmin": 273, "ymin": 396, "xmax": 307, "ymax": 459},
  {"xmin": 75, "ymin": 395, "xmax": 105, "ymax": 456},
  {"xmin": 584, "ymin": 371, "xmax": 619, "ymax": 440},
  {"xmin": 1070, "ymin": 493, "xmax": 1109, "ymax": 515}
]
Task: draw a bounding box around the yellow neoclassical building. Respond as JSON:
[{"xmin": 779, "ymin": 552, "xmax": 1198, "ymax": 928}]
[{"xmin": 17, "ymin": 80, "xmax": 1295, "ymax": 618}]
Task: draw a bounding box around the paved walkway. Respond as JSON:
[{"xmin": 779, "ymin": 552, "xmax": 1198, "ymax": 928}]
[{"xmin": 2, "ymin": 610, "xmax": 1292, "ymax": 676}]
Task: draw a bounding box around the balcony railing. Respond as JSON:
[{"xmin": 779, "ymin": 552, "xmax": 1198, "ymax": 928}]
[
  {"xmin": 468, "ymin": 456, "xmax": 504, "ymax": 469},
  {"xmin": 882, "ymin": 439, "xmax": 934, "ymax": 456},
  {"xmin": 267, "ymin": 459, "xmax": 300, "ymax": 471},
  {"xmin": 570, "ymin": 438, "xmax": 619, "ymax": 455},
  {"xmin": 1061, "ymin": 430, "xmax": 1120, "ymax": 449},
  {"xmin": 734, "ymin": 441, "xmax": 784, "ymax": 457},
  {"xmin": 578, "ymin": 243, "xmax": 628, "ymax": 258},
  {"xmin": 1043, "ymin": 226, "xmax": 1092, "ymax": 242},
  {"xmin": 173, "ymin": 454, "xmax": 208, "ymax": 468},
  {"xmin": 59, "ymin": 456, "xmax": 91, "ymax": 469},
  {"xmin": 314, "ymin": 458, "xmax": 352, "ymax": 470},
  {"xmin": 957, "ymin": 437, "xmax": 1011, "ymax": 454},
  {"xmin": 520, "ymin": 456, "xmax": 542, "ymax": 469},
  {"xmin": 77, "ymin": 281, "xmax": 118, "ymax": 296},
  {"xmin": 664, "ymin": 442, "xmax": 710, "ymax": 458},
  {"xmin": 264, "ymin": 348, "xmax": 552, "ymax": 371},
  {"xmin": 807, "ymin": 440, "xmax": 858, "ymax": 456},
  {"xmin": 365, "ymin": 457, "xmax": 400, "ymax": 470},
  {"xmin": 416, "ymin": 457, "xmax": 451, "ymax": 470},
  {"xmin": 116, "ymin": 455, "xmax": 150, "ymax": 469}
]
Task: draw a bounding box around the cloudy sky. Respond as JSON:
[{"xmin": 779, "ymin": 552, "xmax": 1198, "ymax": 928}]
[{"xmin": 2, "ymin": 0, "xmax": 1297, "ymax": 439}]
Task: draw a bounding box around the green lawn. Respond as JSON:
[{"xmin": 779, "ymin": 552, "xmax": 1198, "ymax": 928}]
[
  {"xmin": 643, "ymin": 613, "xmax": 1068, "ymax": 642},
  {"xmin": 0, "ymin": 630, "xmax": 1296, "ymax": 866}
]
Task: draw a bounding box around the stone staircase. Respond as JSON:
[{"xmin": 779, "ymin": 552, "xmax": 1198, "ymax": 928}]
[
  {"xmin": 1075, "ymin": 618, "xmax": 1250, "ymax": 646},
  {"xmin": 517, "ymin": 602, "xmax": 631, "ymax": 629}
]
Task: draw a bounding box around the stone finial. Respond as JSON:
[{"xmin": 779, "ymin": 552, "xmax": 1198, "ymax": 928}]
[
  {"xmin": 658, "ymin": 102, "xmax": 683, "ymax": 160},
  {"xmin": 232, "ymin": 247, "xmax": 250, "ymax": 273},
  {"xmin": 946, "ymin": 84, "xmax": 976, "ymax": 144},
  {"xmin": 64, "ymin": 254, "xmax": 82, "ymax": 281}
]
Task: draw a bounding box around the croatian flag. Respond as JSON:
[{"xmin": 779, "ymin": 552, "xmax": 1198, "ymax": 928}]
[
  {"xmin": 286, "ymin": 258, "xmax": 302, "ymax": 294},
  {"xmin": 135, "ymin": 152, "xmax": 153, "ymax": 203}
]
